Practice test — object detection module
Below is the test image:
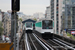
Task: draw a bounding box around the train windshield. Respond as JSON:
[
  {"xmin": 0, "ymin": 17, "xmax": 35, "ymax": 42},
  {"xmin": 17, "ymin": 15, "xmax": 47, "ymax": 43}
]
[
  {"xmin": 26, "ymin": 23, "xmax": 32, "ymax": 28},
  {"xmin": 42, "ymin": 20, "xmax": 53, "ymax": 29}
]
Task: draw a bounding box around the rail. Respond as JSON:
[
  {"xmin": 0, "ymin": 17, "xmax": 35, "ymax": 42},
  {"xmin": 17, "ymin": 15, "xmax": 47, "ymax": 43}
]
[
  {"xmin": 29, "ymin": 34, "xmax": 37, "ymax": 50},
  {"xmin": 25, "ymin": 33, "xmax": 32, "ymax": 50},
  {"xmin": 33, "ymin": 33, "xmax": 54, "ymax": 50}
]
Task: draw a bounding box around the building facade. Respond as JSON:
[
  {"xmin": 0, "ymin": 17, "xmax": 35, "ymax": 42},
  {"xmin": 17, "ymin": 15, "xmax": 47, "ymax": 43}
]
[
  {"xmin": 45, "ymin": 6, "xmax": 51, "ymax": 19},
  {"xmin": 0, "ymin": 10, "xmax": 2, "ymax": 21},
  {"xmin": 50, "ymin": 0, "xmax": 63, "ymax": 34},
  {"xmin": 18, "ymin": 20, "xmax": 22, "ymax": 33},
  {"xmin": 33, "ymin": 12, "xmax": 45, "ymax": 19},
  {"xmin": 3, "ymin": 12, "xmax": 11, "ymax": 36},
  {"xmin": 72, "ymin": 6, "xmax": 75, "ymax": 29},
  {"xmin": 62, "ymin": 0, "xmax": 75, "ymax": 30}
]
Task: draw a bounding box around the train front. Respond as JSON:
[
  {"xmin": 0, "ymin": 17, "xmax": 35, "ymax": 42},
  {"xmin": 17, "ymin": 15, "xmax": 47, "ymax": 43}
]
[
  {"xmin": 25, "ymin": 22, "xmax": 33, "ymax": 33},
  {"xmin": 42, "ymin": 20, "xmax": 54, "ymax": 39}
]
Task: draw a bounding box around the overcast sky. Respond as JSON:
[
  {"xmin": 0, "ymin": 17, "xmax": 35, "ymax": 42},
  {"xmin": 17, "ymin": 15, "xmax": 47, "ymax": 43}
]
[{"xmin": 0, "ymin": 0, "xmax": 50, "ymax": 15}]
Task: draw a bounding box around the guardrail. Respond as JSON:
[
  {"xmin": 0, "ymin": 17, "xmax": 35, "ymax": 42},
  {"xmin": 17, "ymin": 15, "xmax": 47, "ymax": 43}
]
[{"xmin": 53, "ymin": 34, "xmax": 75, "ymax": 45}]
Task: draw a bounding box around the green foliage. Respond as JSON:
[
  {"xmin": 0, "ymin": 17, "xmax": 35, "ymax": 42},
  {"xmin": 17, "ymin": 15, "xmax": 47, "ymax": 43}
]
[
  {"xmin": 0, "ymin": 22, "xmax": 2, "ymax": 26},
  {"xmin": 67, "ymin": 32, "xmax": 71, "ymax": 36},
  {"xmin": 0, "ymin": 27, "xmax": 4, "ymax": 36},
  {"xmin": 19, "ymin": 18, "xmax": 22, "ymax": 21},
  {"xmin": 67, "ymin": 32, "xmax": 75, "ymax": 40},
  {"xmin": 33, "ymin": 18, "xmax": 37, "ymax": 21},
  {"xmin": 70, "ymin": 34, "xmax": 75, "ymax": 40},
  {"xmin": 0, "ymin": 21, "xmax": 4, "ymax": 36}
]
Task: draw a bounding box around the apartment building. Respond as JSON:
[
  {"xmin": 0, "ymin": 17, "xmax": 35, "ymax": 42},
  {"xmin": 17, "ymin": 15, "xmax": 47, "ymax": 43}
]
[
  {"xmin": 18, "ymin": 20, "xmax": 22, "ymax": 33},
  {"xmin": 3, "ymin": 12, "xmax": 11, "ymax": 36},
  {"xmin": 50, "ymin": 0, "xmax": 63, "ymax": 34},
  {"xmin": 45, "ymin": 6, "xmax": 51, "ymax": 19},
  {"xmin": 0, "ymin": 10, "xmax": 2, "ymax": 21},
  {"xmin": 62, "ymin": 0, "xmax": 75, "ymax": 30},
  {"xmin": 33, "ymin": 12, "xmax": 45, "ymax": 19}
]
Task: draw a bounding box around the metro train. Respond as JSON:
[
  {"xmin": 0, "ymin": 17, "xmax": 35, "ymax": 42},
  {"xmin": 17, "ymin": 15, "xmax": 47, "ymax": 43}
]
[
  {"xmin": 35, "ymin": 19, "xmax": 54, "ymax": 39},
  {"xmin": 25, "ymin": 22, "xmax": 33, "ymax": 33}
]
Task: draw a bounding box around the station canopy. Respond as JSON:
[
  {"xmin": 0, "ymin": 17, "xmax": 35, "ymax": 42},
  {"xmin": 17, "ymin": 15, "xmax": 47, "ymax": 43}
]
[{"xmin": 22, "ymin": 19, "xmax": 36, "ymax": 24}]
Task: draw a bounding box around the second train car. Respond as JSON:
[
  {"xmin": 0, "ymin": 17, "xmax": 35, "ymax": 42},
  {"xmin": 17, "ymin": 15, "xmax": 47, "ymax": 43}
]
[
  {"xmin": 35, "ymin": 19, "xmax": 54, "ymax": 39},
  {"xmin": 25, "ymin": 22, "xmax": 33, "ymax": 33}
]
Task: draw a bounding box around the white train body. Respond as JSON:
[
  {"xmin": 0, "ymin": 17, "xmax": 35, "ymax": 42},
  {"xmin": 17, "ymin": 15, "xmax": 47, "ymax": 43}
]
[
  {"xmin": 24, "ymin": 22, "xmax": 33, "ymax": 33},
  {"xmin": 25, "ymin": 22, "xmax": 33, "ymax": 30},
  {"xmin": 35, "ymin": 27, "xmax": 53, "ymax": 33},
  {"xmin": 35, "ymin": 19, "xmax": 54, "ymax": 39},
  {"xmin": 35, "ymin": 20, "xmax": 54, "ymax": 34}
]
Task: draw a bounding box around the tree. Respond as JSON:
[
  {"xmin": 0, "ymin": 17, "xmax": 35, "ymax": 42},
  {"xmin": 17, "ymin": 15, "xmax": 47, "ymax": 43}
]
[
  {"xmin": 0, "ymin": 21, "xmax": 4, "ymax": 36},
  {"xmin": 33, "ymin": 18, "xmax": 37, "ymax": 21},
  {"xmin": 19, "ymin": 18, "xmax": 22, "ymax": 21},
  {"xmin": 0, "ymin": 27, "xmax": 4, "ymax": 36}
]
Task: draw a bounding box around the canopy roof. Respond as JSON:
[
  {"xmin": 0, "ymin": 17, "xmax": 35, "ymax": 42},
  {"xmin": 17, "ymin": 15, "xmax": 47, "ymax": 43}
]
[{"xmin": 22, "ymin": 19, "xmax": 36, "ymax": 23}]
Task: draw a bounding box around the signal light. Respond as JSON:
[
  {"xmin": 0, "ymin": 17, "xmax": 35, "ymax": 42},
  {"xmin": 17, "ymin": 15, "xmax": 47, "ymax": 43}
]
[{"xmin": 12, "ymin": 0, "xmax": 20, "ymax": 11}]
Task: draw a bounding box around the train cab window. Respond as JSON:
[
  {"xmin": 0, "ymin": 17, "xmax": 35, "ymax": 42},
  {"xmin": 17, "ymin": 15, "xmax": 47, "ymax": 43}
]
[
  {"xmin": 26, "ymin": 23, "xmax": 32, "ymax": 28},
  {"xmin": 42, "ymin": 20, "xmax": 53, "ymax": 29}
]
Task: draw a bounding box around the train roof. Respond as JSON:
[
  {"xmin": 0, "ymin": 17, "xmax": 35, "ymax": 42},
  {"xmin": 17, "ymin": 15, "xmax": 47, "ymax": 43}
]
[
  {"xmin": 36, "ymin": 18, "xmax": 53, "ymax": 22},
  {"xmin": 22, "ymin": 19, "xmax": 36, "ymax": 23}
]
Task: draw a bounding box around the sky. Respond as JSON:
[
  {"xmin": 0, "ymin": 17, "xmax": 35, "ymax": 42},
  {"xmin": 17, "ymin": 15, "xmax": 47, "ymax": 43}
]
[{"xmin": 0, "ymin": 0, "xmax": 50, "ymax": 15}]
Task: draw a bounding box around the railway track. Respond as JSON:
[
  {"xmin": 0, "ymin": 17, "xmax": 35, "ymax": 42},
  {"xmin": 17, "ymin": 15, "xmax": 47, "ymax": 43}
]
[
  {"xmin": 53, "ymin": 37, "xmax": 75, "ymax": 50},
  {"xmin": 34, "ymin": 32, "xmax": 75, "ymax": 50},
  {"xmin": 24, "ymin": 32, "xmax": 75, "ymax": 50},
  {"xmin": 33, "ymin": 33, "xmax": 66, "ymax": 50},
  {"xmin": 25, "ymin": 33, "xmax": 55, "ymax": 50},
  {"xmin": 46, "ymin": 39, "xmax": 65, "ymax": 50},
  {"xmin": 28, "ymin": 33, "xmax": 45, "ymax": 50},
  {"xmin": 33, "ymin": 33, "xmax": 54, "ymax": 50},
  {"xmin": 25, "ymin": 33, "xmax": 31, "ymax": 50}
]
